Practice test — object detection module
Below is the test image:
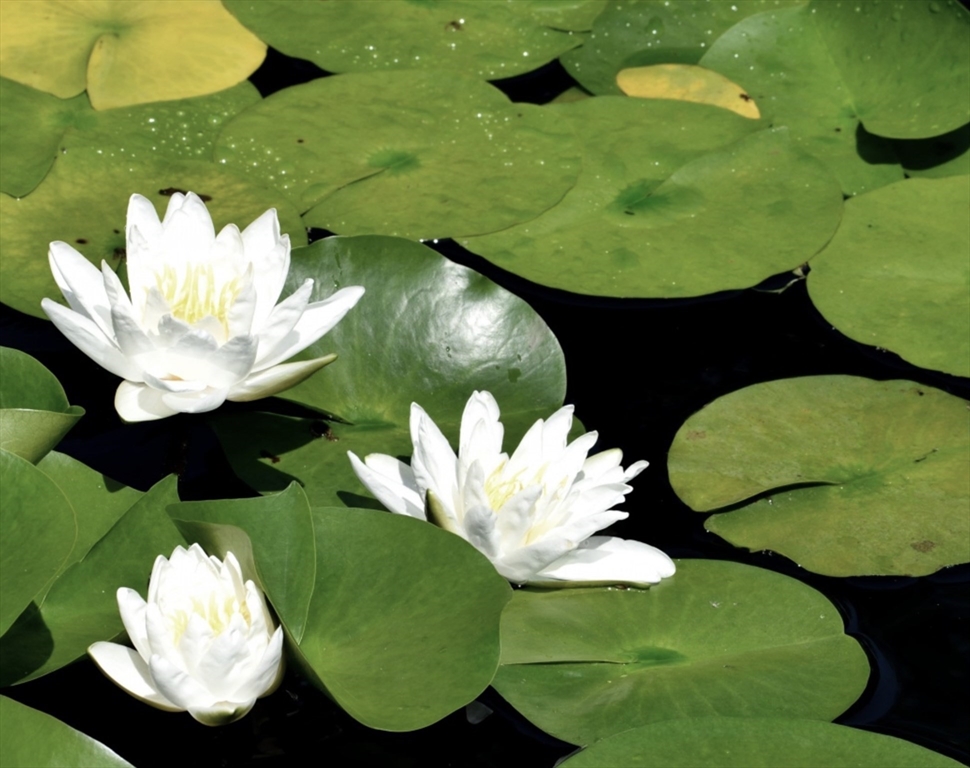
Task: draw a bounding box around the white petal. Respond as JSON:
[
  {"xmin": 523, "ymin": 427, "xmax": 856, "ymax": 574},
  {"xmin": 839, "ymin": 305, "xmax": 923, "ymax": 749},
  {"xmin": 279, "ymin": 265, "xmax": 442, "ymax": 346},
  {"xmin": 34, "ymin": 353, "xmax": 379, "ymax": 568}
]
[
  {"xmin": 160, "ymin": 387, "xmax": 231, "ymax": 415},
  {"xmin": 87, "ymin": 642, "xmax": 181, "ymax": 711},
  {"xmin": 531, "ymin": 536, "xmax": 676, "ymax": 587},
  {"xmin": 111, "ymin": 304, "xmax": 156, "ymax": 359},
  {"xmin": 158, "ymin": 194, "xmax": 216, "ymax": 271},
  {"xmin": 348, "ymin": 451, "xmax": 425, "ymax": 519},
  {"xmin": 242, "ymin": 208, "xmax": 290, "ymax": 327},
  {"xmin": 230, "ymin": 626, "xmax": 284, "ymax": 702},
  {"xmin": 409, "ymin": 404, "xmax": 459, "ymax": 517},
  {"xmin": 227, "ymin": 354, "xmax": 335, "ymax": 402},
  {"xmin": 115, "ymin": 381, "xmax": 179, "ymax": 422},
  {"xmin": 43, "ymin": 299, "xmax": 143, "ymax": 381},
  {"xmin": 116, "ymin": 588, "xmax": 151, "ymax": 663},
  {"xmin": 226, "ymin": 264, "xmax": 257, "ymax": 338},
  {"xmin": 623, "ymin": 459, "xmax": 649, "ymax": 482},
  {"xmin": 143, "ymin": 372, "xmax": 207, "ymax": 393},
  {"xmin": 492, "ymin": 535, "xmax": 576, "ymax": 584},
  {"xmin": 192, "ymin": 625, "xmax": 249, "ymax": 700},
  {"xmin": 148, "ymin": 653, "xmax": 217, "ymax": 712},
  {"xmin": 461, "ymin": 503, "xmax": 501, "ymax": 559},
  {"xmin": 459, "ymin": 391, "xmax": 503, "ymax": 461},
  {"xmin": 250, "ymin": 279, "xmax": 313, "ymax": 366},
  {"xmin": 47, "ymin": 242, "xmax": 113, "ymax": 337}
]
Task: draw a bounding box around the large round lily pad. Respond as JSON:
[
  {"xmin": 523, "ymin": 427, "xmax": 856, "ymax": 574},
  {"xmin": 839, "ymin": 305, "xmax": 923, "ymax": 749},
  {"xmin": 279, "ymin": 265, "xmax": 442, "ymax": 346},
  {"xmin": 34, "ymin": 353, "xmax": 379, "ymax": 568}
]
[
  {"xmin": 0, "ymin": 0, "xmax": 265, "ymax": 109},
  {"xmin": 171, "ymin": 486, "xmax": 512, "ymax": 732},
  {"xmin": 559, "ymin": 717, "xmax": 965, "ymax": 768},
  {"xmin": 462, "ymin": 98, "xmax": 843, "ymax": 298},
  {"xmin": 493, "ymin": 559, "xmax": 869, "ymax": 746},
  {"xmin": 808, "ymin": 177, "xmax": 970, "ymax": 379},
  {"xmin": 214, "ymin": 70, "xmax": 581, "ymax": 239},
  {"xmin": 224, "ymin": 0, "xmax": 580, "ymax": 80},
  {"xmin": 561, "ymin": 0, "xmax": 805, "ymax": 95},
  {"xmin": 667, "ymin": 376, "xmax": 970, "ymax": 576},
  {"xmin": 700, "ymin": 4, "xmax": 903, "ymax": 195},
  {"xmin": 211, "ymin": 235, "xmax": 567, "ymax": 507},
  {"xmin": 0, "ymin": 151, "xmax": 306, "ymax": 318},
  {"xmin": 0, "ymin": 347, "xmax": 83, "ymax": 463}
]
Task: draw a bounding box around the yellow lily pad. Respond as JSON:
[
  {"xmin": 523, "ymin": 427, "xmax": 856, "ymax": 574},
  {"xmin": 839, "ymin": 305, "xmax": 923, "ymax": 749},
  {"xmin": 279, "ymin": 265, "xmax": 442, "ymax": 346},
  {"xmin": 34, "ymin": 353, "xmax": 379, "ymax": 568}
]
[
  {"xmin": 0, "ymin": 0, "xmax": 265, "ymax": 109},
  {"xmin": 617, "ymin": 64, "xmax": 761, "ymax": 119}
]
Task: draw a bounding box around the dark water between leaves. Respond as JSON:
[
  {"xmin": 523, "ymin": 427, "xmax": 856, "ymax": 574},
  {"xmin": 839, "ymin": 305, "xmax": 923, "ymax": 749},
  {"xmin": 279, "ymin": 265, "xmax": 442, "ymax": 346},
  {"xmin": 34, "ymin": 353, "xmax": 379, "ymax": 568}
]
[{"xmin": 2, "ymin": 52, "xmax": 967, "ymax": 767}]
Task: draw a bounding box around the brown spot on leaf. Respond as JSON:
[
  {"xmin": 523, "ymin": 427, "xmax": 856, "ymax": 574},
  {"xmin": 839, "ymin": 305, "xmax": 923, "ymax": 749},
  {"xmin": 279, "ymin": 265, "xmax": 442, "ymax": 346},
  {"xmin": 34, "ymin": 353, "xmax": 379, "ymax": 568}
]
[
  {"xmin": 310, "ymin": 421, "xmax": 338, "ymax": 442},
  {"xmin": 739, "ymin": 93, "xmax": 752, "ymax": 102},
  {"xmin": 259, "ymin": 449, "xmax": 281, "ymax": 464},
  {"xmin": 75, "ymin": 238, "xmax": 88, "ymax": 244},
  {"xmin": 112, "ymin": 247, "xmax": 127, "ymax": 261},
  {"xmin": 911, "ymin": 540, "xmax": 936, "ymax": 553},
  {"xmin": 445, "ymin": 20, "xmax": 463, "ymax": 31},
  {"xmin": 686, "ymin": 430, "xmax": 707, "ymax": 440},
  {"xmin": 159, "ymin": 187, "xmax": 212, "ymax": 202}
]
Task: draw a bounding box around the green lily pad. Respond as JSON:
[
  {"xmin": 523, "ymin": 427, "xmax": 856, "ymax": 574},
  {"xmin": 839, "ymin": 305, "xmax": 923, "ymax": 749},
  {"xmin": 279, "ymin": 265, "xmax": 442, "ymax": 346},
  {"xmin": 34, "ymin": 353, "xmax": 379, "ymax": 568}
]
[
  {"xmin": 0, "ymin": 696, "xmax": 133, "ymax": 768},
  {"xmin": 493, "ymin": 559, "xmax": 869, "ymax": 746},
  {"xmin": 224, "ymin": 0, "xmax": 579, "ymax": 80},
  {"xmin": 462, "ymin": 100, "xmax": 842, "ymax": 298},
  {"xmin": 0, "ymin": 476, "xmax": 182, "ymax": 685},
  {"xmin": 561, "ymin": 0, "xmax": 805, "ymax": 95},
  {"xmin": 0, "ymin": 347, "xmax": 84, "ymax": 463},
  {"xmin": 667, "ymin": 376, "xmax": 970, "ymax": 577},
  {"xmin": 0, "ymin": 450, "xmax": 76, "ymax": 638},
  {"xmin": 508, "ymin": 0, "xmax": 607, "ymax": 31},
  {"xmin": 810, "ymin": 0, "xmax": 970, "ymax": 140},
  {"xmin": 0, "ymin": 0, "xmax": 265, "ymax": 109},
  {"xmin": 172, "ymin": 488, "xmax": 511, "ymax": 732},
  {"xmin": 211, "ymin": 235, "xmax": 567, "ymax": 506},
  {"xmin": 0, "ymin": 151, "xmax": 306, "ymax": 318},
  {"xmin": 213, "ymin": 70, "xmax": 581, "ymax": 239},
  {"xmin": 558, "ymin": 717, "xmax": 966, "ymax": 768},
  {"xmin": 807, "ymin": 177, "xmax": 970, "ymax": 378},
  {"xmin": 892, "ymin": 124, "xmax": 970, "ymax": 179},
  {"xmin": 0, "ymin": 78, "xmax": 87, "ymax": 197}
]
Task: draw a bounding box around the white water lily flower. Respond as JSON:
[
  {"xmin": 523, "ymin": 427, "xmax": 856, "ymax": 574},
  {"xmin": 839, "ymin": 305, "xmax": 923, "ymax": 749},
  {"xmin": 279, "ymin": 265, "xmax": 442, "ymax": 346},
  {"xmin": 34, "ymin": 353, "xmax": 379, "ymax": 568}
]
[
  {"xmin": 88, "ymin": 544, "xmax": 284, "ymax": 726},
  {"xmin": 41, "ymin": 192, "xmax": 364, "ymax": 421},
  {"xmin": 348, "ymin": 391, "xmax": 676, "ymax": 587}
]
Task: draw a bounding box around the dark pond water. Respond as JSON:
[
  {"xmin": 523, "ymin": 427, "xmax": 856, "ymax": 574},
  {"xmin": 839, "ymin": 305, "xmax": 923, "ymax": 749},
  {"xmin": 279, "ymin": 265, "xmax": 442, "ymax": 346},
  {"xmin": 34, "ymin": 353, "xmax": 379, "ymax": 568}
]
[{"xmin": 2, "ymin": 50, "xmax": 967, "ymax": 768}]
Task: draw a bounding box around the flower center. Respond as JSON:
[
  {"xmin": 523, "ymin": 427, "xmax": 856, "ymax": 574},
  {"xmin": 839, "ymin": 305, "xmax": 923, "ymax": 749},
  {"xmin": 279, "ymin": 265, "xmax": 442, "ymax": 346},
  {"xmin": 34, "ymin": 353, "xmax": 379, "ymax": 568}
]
[
  {"xmin": 484, "ymin": 462, "xmax": 533, "ymax": 511},
  {"xmin": 169, "ymin": 593, "xmax": 252, "ymax": 645},
  {"xmin": 155, "ymin": 263, "xmax": 240, "ymax": 330}
]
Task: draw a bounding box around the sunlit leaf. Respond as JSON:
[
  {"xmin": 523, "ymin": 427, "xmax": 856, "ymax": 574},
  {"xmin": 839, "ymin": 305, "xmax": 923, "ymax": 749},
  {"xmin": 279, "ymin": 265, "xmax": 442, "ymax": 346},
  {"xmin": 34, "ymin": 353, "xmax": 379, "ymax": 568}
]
[
  {"xmin": 0, "ymin": 0, "xmax": 265, "ymax": 109},
  {"xmin": 617, "ymin": 64, "xmax": 761, "ymax": 118},
  {"xmin": 224, "ymin": 0, "xmax": 579, "ymax": 80},
  {"xmin": 493, "ymin": 559, "xmax": 868, "ymax": 745},
  {"xmin": 211, "ymin": 235, "xmax": 567, "ymax": 506},
  {"xmin": 508, "ymin": 0, "xmax": 607, "ymax": 31},
  {"xmin": 668, "ymin": 376, "xmax": 970, "ymax": 576},
  {"xmin": 808, "ymin": 177, "xmax": 970, "ymax": 378},
  {"xmin": 559, "ymin": 717, "xmax": 965, "ymax": 767},
  {"xmin": 462, "ymin": 101, "xmax": 842, "ymax": 298},
  {"xmin": 0, "ymin": 696, "xmax": 133, "ymax": 768}
]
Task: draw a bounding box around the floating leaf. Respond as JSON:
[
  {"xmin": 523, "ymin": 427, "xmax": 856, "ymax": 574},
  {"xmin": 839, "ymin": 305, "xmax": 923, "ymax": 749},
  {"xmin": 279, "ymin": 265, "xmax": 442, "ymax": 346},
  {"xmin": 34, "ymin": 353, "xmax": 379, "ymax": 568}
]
[
  {"xmin": 214, "ymin": 70, "xmax": 581, "ymax": 239},
  {"xmin": 668, "ymin": 376, "xmax": 970, "ymax": 576},
  {"xmin": 559, "ymin": 716, "xmax": 965, "ymax": 767},
  {"xmin": 508, "ymin": 0, "xmax": 607, "ymax": 31},
  {"xmin": 0, "ymin": 696, "xmax": 133, "ymax": 768},
  {"xmin": 0, "ymin": 0, "xmax": 265, "ymax": 109},
  {"xmin": 0, "ymin": 347, "xmax": 83, "ymax": 463},
  {"xmin": 0, "ymin": 450, "xmax": 76, "ymax": 637},
  {"xmin": 893, "ymin": 124, "xmax": 970, "ymax": 180},
  {"xmin": 462, "ymin": 100, "xmax": 842, "ymax": 298},
  {"xmin": 212, "ymin": 235, "xmax": 567, "ymax": 506},
  {"xmin": 224, "ymin": 0, "xmax": 579, "ymax": 80},
  {"xmin": 172, "ymin": 488, "xmax": 512, "ymax": 732},
  {"xmin": 700, "ymin": 5, "xmax": 900, "ymax": 195},
  {"xmin": 808, "ymin": 177, "xmax": 970, "ymax": 378},
  {"xmin": 0, "ymin": 151, "xmax": 306, "ymax": 318},
  {"xmin": 561, "ymin": 0, "xmax": 804, "ymax": 95},
  {"xmin": 493, "ymin": 559, "xmax": 868, "ymax": 745},
  {"xmin": 617, "ymin": 64, "xmax": 761, "ymax": 118},
  {"xmin": 0, "ymin": 476, "xmax": 182, "ymax": 685}
]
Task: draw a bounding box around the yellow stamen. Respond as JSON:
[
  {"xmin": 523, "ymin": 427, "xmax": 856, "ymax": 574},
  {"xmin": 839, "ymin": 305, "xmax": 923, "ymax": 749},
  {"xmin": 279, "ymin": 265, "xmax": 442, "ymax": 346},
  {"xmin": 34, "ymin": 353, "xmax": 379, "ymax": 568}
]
[{"xmin": 156, "ymin": 263, "xmax": 240, "ymax": 331}]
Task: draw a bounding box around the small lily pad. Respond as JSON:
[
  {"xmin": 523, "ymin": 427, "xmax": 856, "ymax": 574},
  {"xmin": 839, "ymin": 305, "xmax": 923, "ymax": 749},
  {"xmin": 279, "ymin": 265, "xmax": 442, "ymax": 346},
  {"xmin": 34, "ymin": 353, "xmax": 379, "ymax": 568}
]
[
  {"xmin": 493, "ymin": 559, "xmax": 869, "ymax": 745},
  {"xmin": 0, "ymin": 0, "xmax": 265, "ymax": 109},
  {"xmin": 0, "ymin": 151, "xmax": 306, "ymax": 318},
  {"xmin": 561, "ymin": 0, "xmax": 805, "ymax": 95},
  {"xmin": 224, "ymin": 0, "xmax": 579, "ymax": 80},
  {"xmin": 617, "ymin": 64, "xmax": 761, "ymax": 118},
  {"xmin": 667, "ymin": 376, "xmax": 970, "ymax": 576},
  {"xmin": 559, "ymin": 717, "xmax": 966, "ymax": 767},
  {"xmin": 807, "ymin": 177, "xmax": 970, "ymax": 378},
  {"xmin": 214, "ymin": 70, "xmax": 581, "ymax": 239},
  {"xmin": 462, "ymin": 99, "xmax": 842, "ymax": 298},
  {"xmin": 0, "ymin": 347, "xmax": 83, "ymax": 463},
  {"xmin": 212, "ymin": 235, "xmax": 567, "ymax": 507}
]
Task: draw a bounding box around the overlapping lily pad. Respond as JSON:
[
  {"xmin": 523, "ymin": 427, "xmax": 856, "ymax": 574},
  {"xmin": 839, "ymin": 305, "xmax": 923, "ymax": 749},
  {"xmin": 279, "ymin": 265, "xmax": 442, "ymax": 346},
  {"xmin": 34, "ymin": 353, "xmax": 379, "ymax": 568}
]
[
  {"xmin": 808, "ymin": 177, "xmax": 970, "ymax": 378},
  {"xmin": 559, "ymin": 717, "xmax": 965, "ymax": 767},
  {"xmin": 561, "ymin": 0, "xmax": 805, "ymax": 95},
  {"xmin": 493, "ymin": 559, "xmax": 869, "ymax": 745},
  {"xmin": 0, "ymin": 476, "xmax": 181, "ymax": 686},
  {"xmin": 224, "ymin": 0, "xmax": 580, "ymax": 80},
  {"xmin": 214, "ymin": 70, "xmax": 581, "ymax": 239},
  {"xmin": 0, "ymin": 152, "xmax": 305, "ymax": 318},
  {"xmin": 508, "ymin": 0, "xmax": 607, "ymax": 31},
  {"xmin": 0, "ymin": 0, "xmax": 265, "ymax": 109},
  {"xmin": 462, "ymin": 99, "xmax": 843, "ymax": 298},
  {"xmin": 668, "ymin": 376, "xmax": 970, "ymax": 576},
  {"xmin": 212, "ymin": 235, "xmax": 567, "ymax": 507},
  {"xmin": 0, "ymin": 347, "xmax": 83, "ymax": 463},
  {"xmin": 171, "ymin": 485, "xmax": 511, "ymax": 731},
  {"xmin": 0, "ymin": 696, "xmax": 133, "ymax": 768}
]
